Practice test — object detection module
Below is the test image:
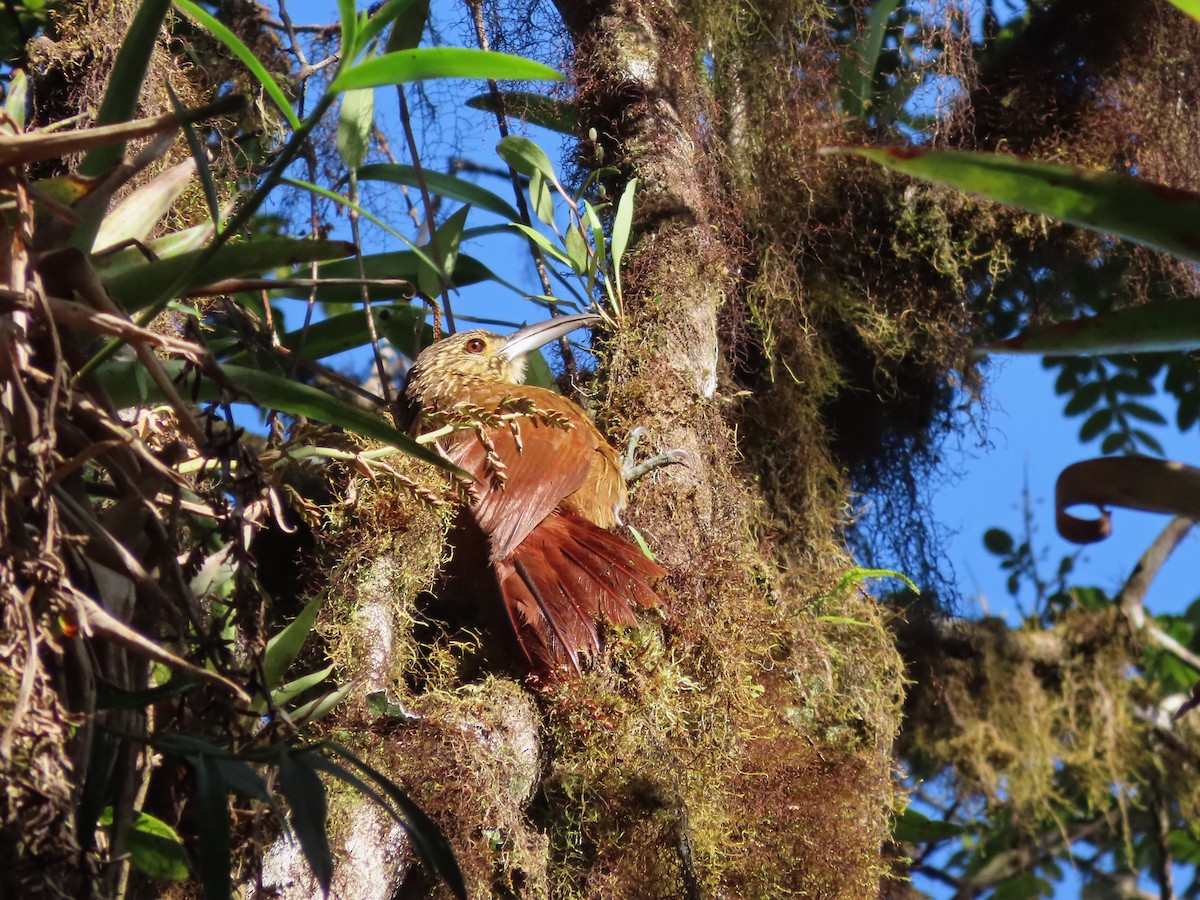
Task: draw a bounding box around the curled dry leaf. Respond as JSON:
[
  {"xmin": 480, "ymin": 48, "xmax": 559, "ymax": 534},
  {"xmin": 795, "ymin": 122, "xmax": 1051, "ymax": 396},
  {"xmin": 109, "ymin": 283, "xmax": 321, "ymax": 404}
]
[{"xmin": 1055, "ymin": 457, "xmax": 1200, "ymax": 543}]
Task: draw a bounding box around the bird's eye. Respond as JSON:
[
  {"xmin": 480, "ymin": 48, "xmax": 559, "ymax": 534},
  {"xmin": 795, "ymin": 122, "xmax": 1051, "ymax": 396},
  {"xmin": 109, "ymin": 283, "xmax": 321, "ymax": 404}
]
[{"xmin": 464, "ymin": 337, "xmax": 486, "ymax": 354}]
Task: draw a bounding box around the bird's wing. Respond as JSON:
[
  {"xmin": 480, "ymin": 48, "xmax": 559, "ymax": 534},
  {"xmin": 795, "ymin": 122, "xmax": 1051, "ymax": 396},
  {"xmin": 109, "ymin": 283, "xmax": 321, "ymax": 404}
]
[{"xmin": 443, "ymin": 387, "xmax": 597, "ymax": 561}]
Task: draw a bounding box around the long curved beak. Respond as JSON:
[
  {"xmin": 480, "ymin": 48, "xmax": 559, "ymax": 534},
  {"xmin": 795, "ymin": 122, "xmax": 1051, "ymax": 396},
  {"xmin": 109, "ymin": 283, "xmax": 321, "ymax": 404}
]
[{"xmin": 499, "ymin": 312, "xmax": 601, "ymax": 361}]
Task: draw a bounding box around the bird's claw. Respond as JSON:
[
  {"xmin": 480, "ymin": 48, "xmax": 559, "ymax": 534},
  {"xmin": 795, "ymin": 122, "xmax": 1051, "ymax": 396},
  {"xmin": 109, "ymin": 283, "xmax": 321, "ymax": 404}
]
[{"xmin": 622, "ymin": 427, "xmax": 689, "ymax": 483}]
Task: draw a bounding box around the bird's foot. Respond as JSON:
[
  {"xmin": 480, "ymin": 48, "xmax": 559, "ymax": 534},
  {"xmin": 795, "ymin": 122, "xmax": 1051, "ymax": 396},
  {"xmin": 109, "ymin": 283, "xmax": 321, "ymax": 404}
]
[{"xmin": 622, "ymin": 426, "xmax": 689, "ymax": 483}]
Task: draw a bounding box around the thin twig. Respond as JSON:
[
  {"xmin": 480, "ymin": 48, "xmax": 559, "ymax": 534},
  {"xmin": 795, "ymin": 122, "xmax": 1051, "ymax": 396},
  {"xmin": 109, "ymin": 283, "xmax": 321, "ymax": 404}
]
[
  {"xmin": 395, "ymin": 83, "xmax": 455, "ymax": 332},
  {"xmin": 464, "ymin": 0, "xmax": 578, "ymax": 379}
]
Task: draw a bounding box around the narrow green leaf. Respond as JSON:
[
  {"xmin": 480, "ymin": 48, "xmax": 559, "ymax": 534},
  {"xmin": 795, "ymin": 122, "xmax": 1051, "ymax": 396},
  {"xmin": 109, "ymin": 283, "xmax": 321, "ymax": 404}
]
[
  {"xmin": 94, "ymin": 156, "xmax": 196, "ymax": 251},
  {"xmin": 384, "ymin": 0, "xmax": 429, "ymax": 52},
  {"xmin": 834, "ymin": 147, "xmax": 1200, "ymax": 265},
  {"xmin": 270, "ymin": 664, "xmax": 335, "ymax": 708},
  {"xmin": 208, "ymin": 758, "xmax": 270, "ymax": 803},
  {"xmin": 273, "ymin": 251, "xmax": 504, "ymax": 304},
  {"xmin": 337, "ymin": 0, "xmax": 359, "ymax": 59},
  {"xmin": 432, "ymin": 205, "xmax": 470, "ymax": 285},
  {"xmin": 278, "ymin": 752, "xmax": 332, "ymax": 893},
  {"xmin": 838, "ymin": 0, "xmax": 904, "ymax": 119},
  {"xmin": 165, "ymin": 82, "xmax": 221, "ymax": 242},
  {"xmin": 173, "ymin": 0, "xmax": 301, "ymax": 130},
  {"xmin": 565, "ymin": 223, "xmax": 589, "ymax": 275},
  {"xmin": 289, "ymin": 680, "xmax": 356, "ymax": 724},
  {"xmin": 832, "ymin": 566, "xmax": 920, "ymax": 595},
  {"xmin": 510, "ymin": 222, "xmax": 573, "ymax": 267},
  {"xmin": 496, "ymin": 134, "xmax": 558, "ymax": 182},
  {"xmin": 282, "ymin": 175, "xmax": 440, "ymax": 273},
  {"xmin": 95, "ymin": 360, "xmax": 464, "ymax": 475},
  {"xmin": 331, "ymin": 47, "xmax": 561, "ymax": 92},
  {"xmin": 984, "ymin": 298, "xmax": 1200, "ymax": 356},
  {"xmin": 264, "ymin": 594, "xmax": 324, "ymax": 691},
  {"xmin": 611, "ymin": 177, "xmax": 637, "ymax": 292},
  {"xmin": 191, "ymin": 755, "xmax": 232, "ymax": 900},
  {"xmin": 337, "ymin": 88, "xmax": 375, "ymax": 169},
  {"xmin": 94, "ymin": 214, "xmax": 224, "ymax": 277},
  {"xmin": 584, "ymin": 200, "xmax": 607, "ymax": 274},
  {"xmin": 226, "ymin": 303, "xmax": 426, "ymax": 366},
  {"xmin": 465, "ymin": 91, "xmax": 578, "ymax": 135},
  {"xmin": 101, "ymin": 238, "xmax": 355, "ymax": 311},
  {"xmin": 316, "ymin": 743, "xmax": 467, "ymax": 899},
  {"xmin": 356, "ymin": 162, "xmax": 519, "ymax": 220},
  {"xmin": 355, "ymin": 0, "xmax": 419, "ymax": 51},
  {"xmin": 78, "ymin": 0, "xmax": 171, "ymax": 177},
  {"xmin": 530, "ymin": 169, "xmax": 555, "ymax": 227},
  {"xmin": 4, "ymin": 69, "xmax": 27, "ymax": 131}
]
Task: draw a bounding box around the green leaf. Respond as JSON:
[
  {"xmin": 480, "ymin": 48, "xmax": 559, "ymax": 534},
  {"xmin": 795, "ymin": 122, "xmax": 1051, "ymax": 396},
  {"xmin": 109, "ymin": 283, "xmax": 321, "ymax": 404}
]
[
  {"xmin": 226, "ymin": 304, "xmax": 427, "ymax": 367},
  {"xmin": 611, "ymin": 177, "xmax": 637, "ymax": 294},
  {"xmin": 78, "ymin": 0, "xmax": 171, "ymax": 177},
  {"xmin": 337, "ymin": 88, "xmax": 375, "ymax": 169},
  {"xmin": 93, "ymin": 156, "xmax": 197, "ymax": 251},
  {"xmin": 984, "ymin": 298, "xmax": 1200, "ymax": 355},
  {"xmin": 465, "ymin": 91, "xmax": 579, "ymax": 135},
  {"xmin": 510, "ymin": 222, "xmax": 573, "ymax": 267},
  {"xmin": 165, "ymin": 83, "xmax": 222, "ymax": 242},
  {"xmin": 4, "ymin": 69, "xmax": 27, "ymax": 131},
  {"xmin": 271, "ymin": 665, "xmax": 335, "ymax": 708},
  {"xmin": 366, "ymin": 691, "xmax": 418, "ymax": 719},
  {"xmin": 264, "ymin": 594, "xmax": 324, "ymax": 691},
  {"xmin": 94, "ymin": 213, "xmax": 225, "ymax": 277},
  {"xmin": 212, "ymin": 757, "xmax": 271, "ymax": 803},
  {"xmin": 1164, "ymin": 0, "xmax": 1200, "ymax": 23},
  {"xmin": 584, "ymin": 200, "xmax": 608, "ymax": 278},
  {"xmin": 94, "ymin": 360, "xmax": 465, "ymax": 476},
  {"xmin": 352, "ymin": 0, "xmax": 418, "ymax": 52},
  {"xmin": 565, "ymin": 223, "xmax": 590, "ymax": 275},
  {"xmin": 838, "ymin": 0, "xmax": 904, "ymax": 119},
  {"xmin": 276, "ymin": 250, "xmax": 506, "ymax": 304},
  {"xmin": 173, "ymin": 0, "xmax": 300, "ymax": 130},
  {"xmin": 100, "ymin": 238, "xmax": 355, "ymax": 311},
  {"xmin": 982, "ymin": 528, "xmax": 1014, "ymax": 555},
  {"xmin": 356, "ymin": 163, "xmax": 519, "ymax": 220},
  {"xmin": 1129, "ymin": 428, "xmax": 1166, "ymax": 455},
  {"xmin": 1063, "ymin": 381, "xmax": 1103, "ymax": 416},
  {"xmin": 278, "ymin": 751, "xmax": 333, "ymax": 893},
  {"xmin": 384, "ymin": 0, "xmax": 429, "ymax": 52},
  {"xmin": 1120, "ymin": 401, "xmax": 1167, "ymax": 425},
  {"xmin": 289, "ymin": 680, "xmax": 356, "ymax": 724},
  {"xmin": 992, "ymin": 871, "xmax": 1052, "ymax": 900},
  {"xmin": 496, "ymin": 134, "xmax": 558, "ymax": 182},
  {"xmin": 892, "ymin": 806, "xmax": 963, "ymax": 843},
  {"xmin": 424, "ymin": 205, "xmax": 470, "ymax": 294},
  {"xmin": 330, "ymin": 47, "xmax": 561, "ymax": 93},
  {"xmin": 337, "ymin": 0, "xmax": 359, "ymax": 59},
  {"xmin": 832, "ymin": 566, "xmax": 920, "ymax": 595},
  {"xmin": 834, "ymin": 147, "xmax": 1200, "ymax": 265},
  {"xmin": 1079, "ymin": 407, "xmax": 1114, "ymax": 442},
  {"xmin": 316, "ymin": 743, "xmax": 467, "ymax": 899},
  {"xmin": 530, "ymin": 169, "xmax": 555, "ymax": 227},
  {"xmin": 99, "ymin": 810, "xmax": 190, "ymax": 881},
  {"xmin": 191, "ymin": 754, "xmax": 232, "ymax": 900}
]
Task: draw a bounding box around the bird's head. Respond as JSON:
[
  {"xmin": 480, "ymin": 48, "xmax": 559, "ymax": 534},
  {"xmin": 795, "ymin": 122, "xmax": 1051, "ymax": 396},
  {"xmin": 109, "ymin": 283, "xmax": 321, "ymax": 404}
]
[{"xmin": 402, "ymin": 312, "xmax": 599, "ymax": 412}]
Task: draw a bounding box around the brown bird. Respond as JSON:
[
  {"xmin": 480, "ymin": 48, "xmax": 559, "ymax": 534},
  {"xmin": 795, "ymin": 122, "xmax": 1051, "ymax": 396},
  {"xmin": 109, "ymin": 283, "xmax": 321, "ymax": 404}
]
[{"xmin": 401, "ymin": 313, "xmax": 664, "ymax": 674}]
